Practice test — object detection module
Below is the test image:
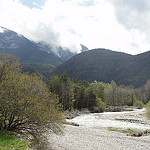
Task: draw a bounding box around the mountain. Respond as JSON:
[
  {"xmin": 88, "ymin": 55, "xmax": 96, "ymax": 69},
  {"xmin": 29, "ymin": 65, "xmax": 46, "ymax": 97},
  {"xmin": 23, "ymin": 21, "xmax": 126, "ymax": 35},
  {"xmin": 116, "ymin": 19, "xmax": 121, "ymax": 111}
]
[
  {"xmin": 0, "ymin": 26, "xmax": 63, "ymax": 66},
  {"xmin": 37, "ymin": 42, "xmax": 89, "ymax": 60},
  {"xmin": 53, "ymin": 49, "xmax": 150, "ymax": 88},
  {"xmin": 56, "ymin": 47, "xmax": 76, "ymax": 60},
  {"xmin": 37, "ymin": 42, "xmax": 76, "ymax": 60},
  {"xmin": 80, "ymin": 44, "xmax": 89, "ymax": 52}
]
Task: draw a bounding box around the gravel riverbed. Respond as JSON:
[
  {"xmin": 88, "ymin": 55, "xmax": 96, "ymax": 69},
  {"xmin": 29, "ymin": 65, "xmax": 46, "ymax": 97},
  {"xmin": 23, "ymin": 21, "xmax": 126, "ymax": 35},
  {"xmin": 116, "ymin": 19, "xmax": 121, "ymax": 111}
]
[{"xmin": 49, "ymin": 109, "xmax": 150, "ymax": 150}]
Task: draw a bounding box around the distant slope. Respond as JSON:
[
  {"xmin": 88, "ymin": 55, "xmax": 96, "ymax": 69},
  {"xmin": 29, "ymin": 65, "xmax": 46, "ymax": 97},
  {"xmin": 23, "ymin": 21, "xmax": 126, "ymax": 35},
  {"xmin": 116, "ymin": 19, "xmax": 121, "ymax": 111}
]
[
  {"xmin": 21, "ymin": 63, "xmax": 55, "ymax": 78},
  {"xmin": 126, "ymin": 51, "xmax": 150, "ymax": 87},
  {"xmin": 0, "ymin": 26, "xmax": 63, "ymax": 66},
  {"xmin": 53, "ymin": 49, "xmax": 150, "ymax": 87},
  {"xmin": 37, "ymin": 42, "xmax": 76, "ymax": 61}
]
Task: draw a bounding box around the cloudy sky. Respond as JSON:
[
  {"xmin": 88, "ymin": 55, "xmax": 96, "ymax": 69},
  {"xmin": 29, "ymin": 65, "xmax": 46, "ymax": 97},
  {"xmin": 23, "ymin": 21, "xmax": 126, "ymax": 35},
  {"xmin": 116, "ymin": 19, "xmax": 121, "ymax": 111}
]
[{"xmin": 0, "ymin": 0, "xmax": 150, "ymax": 54}]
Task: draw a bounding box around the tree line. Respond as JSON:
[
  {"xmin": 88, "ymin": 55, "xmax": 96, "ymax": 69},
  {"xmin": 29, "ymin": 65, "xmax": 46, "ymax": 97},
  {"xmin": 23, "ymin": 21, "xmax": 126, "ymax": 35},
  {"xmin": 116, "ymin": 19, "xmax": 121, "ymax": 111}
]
[{"xmin": 47, "ymin": 73, "xmax": 149, "ymax": 112}]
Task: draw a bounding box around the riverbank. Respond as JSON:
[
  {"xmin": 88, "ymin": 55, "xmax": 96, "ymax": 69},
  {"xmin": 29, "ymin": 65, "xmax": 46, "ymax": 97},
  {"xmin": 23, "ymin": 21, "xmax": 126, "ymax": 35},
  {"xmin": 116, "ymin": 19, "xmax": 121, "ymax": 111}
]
[{"xmin": 49, "ymin": 109, "xmax": 150, "ymax": 150}]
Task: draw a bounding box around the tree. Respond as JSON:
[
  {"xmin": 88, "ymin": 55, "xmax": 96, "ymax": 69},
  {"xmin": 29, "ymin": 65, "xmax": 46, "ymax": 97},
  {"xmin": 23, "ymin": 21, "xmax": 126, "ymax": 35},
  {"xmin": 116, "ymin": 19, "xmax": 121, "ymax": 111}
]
[
  {"xmin": 136, "ymin": 80, "xmax": 150, "ymax": 104},
  {"xmin": 104, "ymin": 83, "xmax": 113, "ymax": 106},
  {"xmin": 146, "ymin": 101, "xmax": 150, "ymax": 118},
  {"xmin": 60, "ymin": 73, "xmax": 75, "ymax": 110},
  {"xmin": 47, "ymin": 74, "xmax": 61, "ymax": 95},
  {"xmin": 73, "ymin": 82, "xmax": 86, "ymax": 109},
  {"xmin": 85, "ymin": 87, "xmax": 97, "ymax": 111},
  {"xmin": 0, "ymin": 53, "xmax": 20, "ymax": 82},
  {"xmin": 90, "ymin": 81, "xmax": 105, "ymax": 101},
  {"xmin": 0, "ymin": 53, "xmax": 64, "ymax": 149}
]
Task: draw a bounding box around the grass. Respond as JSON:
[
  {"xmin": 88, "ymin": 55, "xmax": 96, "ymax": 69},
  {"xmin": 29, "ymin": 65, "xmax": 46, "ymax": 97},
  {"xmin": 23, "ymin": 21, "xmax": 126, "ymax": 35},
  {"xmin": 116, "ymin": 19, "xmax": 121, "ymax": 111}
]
[
  {"xmin": 0, "ymin": 132, "xmax": 29, "ymax": 150},
  {"xmin": 107, "ymin": 127, "xmax": 150, "ymax": 137},
  {"xmin": 107, "ymin": 127, "xmax": 119, "ymax": 131}
]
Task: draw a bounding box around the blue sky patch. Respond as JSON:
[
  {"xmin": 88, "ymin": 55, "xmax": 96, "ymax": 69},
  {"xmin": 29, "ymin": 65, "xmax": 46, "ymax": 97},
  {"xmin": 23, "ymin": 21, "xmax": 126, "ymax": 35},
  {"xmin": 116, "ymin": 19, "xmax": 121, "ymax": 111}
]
[
  {"xmin": 79, "ymin": 0, "xmax": 95, "ymax": 7},
  {"xmin": 19, "ymin": 0, "xmax": 46, "ymax": 8}
]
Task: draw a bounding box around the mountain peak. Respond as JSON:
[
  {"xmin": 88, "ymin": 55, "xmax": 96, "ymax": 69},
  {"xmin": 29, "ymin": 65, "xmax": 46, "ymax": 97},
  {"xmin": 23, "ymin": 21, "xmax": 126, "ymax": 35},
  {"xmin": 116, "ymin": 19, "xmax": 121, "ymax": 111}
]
[{"xmin": 80, "ymin": 44, "xmax": 89, "ymax": 52}]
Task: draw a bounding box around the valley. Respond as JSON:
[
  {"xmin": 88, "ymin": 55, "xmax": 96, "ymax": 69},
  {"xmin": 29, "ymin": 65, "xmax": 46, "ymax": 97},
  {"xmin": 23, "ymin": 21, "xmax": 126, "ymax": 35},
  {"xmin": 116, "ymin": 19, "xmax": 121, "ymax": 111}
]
[{"xmin": 1, "ymin": 26, "xmax": 150, "ymax": 87}]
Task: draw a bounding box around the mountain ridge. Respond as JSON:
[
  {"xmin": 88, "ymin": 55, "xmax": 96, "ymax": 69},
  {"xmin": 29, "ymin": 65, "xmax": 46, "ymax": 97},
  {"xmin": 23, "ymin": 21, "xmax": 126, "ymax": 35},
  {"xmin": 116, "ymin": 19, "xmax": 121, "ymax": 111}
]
[
  {"xmin": 53, "ymin": 49, "xmax": 150, "ymax": 88},
  {"xmin": 0, "ymin": 26, "xmax": 63, "ymax": 66},
  {"xmin": 1, "ymin": 26, "xmax": 150, "ymax": 87}
]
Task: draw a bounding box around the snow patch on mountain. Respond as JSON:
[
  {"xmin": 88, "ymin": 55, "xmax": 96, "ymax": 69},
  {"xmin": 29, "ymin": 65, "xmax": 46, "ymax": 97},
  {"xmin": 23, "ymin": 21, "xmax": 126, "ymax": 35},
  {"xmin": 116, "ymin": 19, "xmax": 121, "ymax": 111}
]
[
  {"xmin": 0, "ymin": 27, "xmax": 4, "ymax": 33},
  {"xmin": 0, "ymin": 26, "xmax": 8, "ymax": 33},
  {"xmin": 17, "ymin": 33, "xmax": 23, "ymax": 37}
]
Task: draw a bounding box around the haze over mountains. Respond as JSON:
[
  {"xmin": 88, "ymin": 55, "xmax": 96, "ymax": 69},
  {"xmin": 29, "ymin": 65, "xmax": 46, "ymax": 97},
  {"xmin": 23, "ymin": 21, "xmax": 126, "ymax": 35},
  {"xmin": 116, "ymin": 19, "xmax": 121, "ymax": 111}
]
[
  {"xmin": 0, "ymin": 26, "xmax": 77, "ymax": 63},
  {"xmin": 0, "ymin": 26, "xmax": 150, "ymax": 87},
  {"xmin": 0, "ymin": 26, "xmax": 78, "ymax": 75}
]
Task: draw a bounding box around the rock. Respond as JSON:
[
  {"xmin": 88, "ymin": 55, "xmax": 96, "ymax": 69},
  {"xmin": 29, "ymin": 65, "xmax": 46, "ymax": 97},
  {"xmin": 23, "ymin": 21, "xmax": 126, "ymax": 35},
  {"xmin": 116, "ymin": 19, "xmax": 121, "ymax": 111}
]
[
  {"xmin": 130, "ymin": 132, "xmax": 143, "ymax": 137},
  {"xmin": 66, "ymin": 122, "xmax": 79, "ymax": 126},
  {"xmin": 105, "ymin": 106, "xmax": 123, "ymax": 112}
]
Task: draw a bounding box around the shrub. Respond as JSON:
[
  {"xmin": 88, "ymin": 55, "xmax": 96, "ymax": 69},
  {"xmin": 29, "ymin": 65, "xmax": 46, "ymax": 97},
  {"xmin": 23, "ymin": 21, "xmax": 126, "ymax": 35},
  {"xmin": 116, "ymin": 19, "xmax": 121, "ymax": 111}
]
[
  {"xmin": 0, "ymin": 53, "xmax": 64, "ymax": 149},
  {"xmin": 93, "ymin": 98, "xmax": 106, "ymax": 113},
  {"xmin": 146, "ymin": 101, "xmax": 150, "ymax": 118},
  {"xmin": 133, "ymin": 100, "xmax": 144, "ymax": 109}
]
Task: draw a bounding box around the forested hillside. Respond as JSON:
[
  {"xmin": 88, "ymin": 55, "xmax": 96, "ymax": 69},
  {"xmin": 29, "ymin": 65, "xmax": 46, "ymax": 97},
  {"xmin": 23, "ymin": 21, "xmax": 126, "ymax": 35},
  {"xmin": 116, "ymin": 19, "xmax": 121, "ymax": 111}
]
[{"xmin": 53, "ymin": 49, "xmax": 150, "ymax": 88}]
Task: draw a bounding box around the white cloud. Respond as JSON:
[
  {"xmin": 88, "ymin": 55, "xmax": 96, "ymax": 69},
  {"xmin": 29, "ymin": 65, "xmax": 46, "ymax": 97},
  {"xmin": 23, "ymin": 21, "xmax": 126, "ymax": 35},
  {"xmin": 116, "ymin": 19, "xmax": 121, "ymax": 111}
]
[{"xmin": 0, "ymin": 0, "xmax": 150, "ymax": 54}]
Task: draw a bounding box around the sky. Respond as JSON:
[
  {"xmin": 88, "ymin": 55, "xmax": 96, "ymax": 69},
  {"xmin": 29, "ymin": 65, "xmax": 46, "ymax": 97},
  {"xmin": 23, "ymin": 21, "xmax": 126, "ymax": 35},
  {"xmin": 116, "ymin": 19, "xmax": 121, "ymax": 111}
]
[{"xmin": 0, "ymin": 0, "xmax": 150, "ymax": 54}]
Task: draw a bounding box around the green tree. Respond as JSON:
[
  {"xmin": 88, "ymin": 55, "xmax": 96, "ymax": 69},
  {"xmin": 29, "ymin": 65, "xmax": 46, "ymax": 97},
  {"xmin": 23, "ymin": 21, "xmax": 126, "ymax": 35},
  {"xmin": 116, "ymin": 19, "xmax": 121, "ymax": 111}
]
[
  {"xmin": 0, "ymin": 53, "xmax": 20, "ymax": 82},
  {"xmin": 73, "ymin": 82, "xmax": 86, "ymax": 109},
  {"xmin": 90, "ymin": 81, "xmax": 105, "ymax": 101},
  {"xmin": 93, "ymin": 98, "xmax": 106, "ymax": 113},
  {"xmin": 104, "ymin": 83, "xmax": 113, "ymax": 106},
  {"xmin": 85, "ymin": 88, "xmax": 97, "ymax": 111},
  {"xmin": 136, "ymin": 80, "xmax": 150, "ymax": 104},
  {"xmin": 47, "ymin": 73, "xmax": 75, "ymax": 111},
  {"xmin": 146, "ymin": 101, "xmax": 150, "ymax": 118},
  {"xmin": 60, "ymin": 73, "xmax": 75, "ymax": 110},
  {"xmin": 47, "ymin": 74, "xmax": 61, "ymax": 95},
  {"xmin": 0, "ymin": 53, "xmax": 64, "ymax": 149}
]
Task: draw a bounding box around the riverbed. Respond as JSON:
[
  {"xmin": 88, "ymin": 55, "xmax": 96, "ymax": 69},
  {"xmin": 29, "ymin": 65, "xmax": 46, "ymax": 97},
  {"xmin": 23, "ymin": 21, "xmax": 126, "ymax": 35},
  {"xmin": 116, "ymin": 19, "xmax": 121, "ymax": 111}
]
[
  {"xmin": 66, "ymin": 108, "xmax": 150, "ymax": 130},
  {"xmin": 49, "ymin": 109, "xmax": 150, "ymax": 150}
]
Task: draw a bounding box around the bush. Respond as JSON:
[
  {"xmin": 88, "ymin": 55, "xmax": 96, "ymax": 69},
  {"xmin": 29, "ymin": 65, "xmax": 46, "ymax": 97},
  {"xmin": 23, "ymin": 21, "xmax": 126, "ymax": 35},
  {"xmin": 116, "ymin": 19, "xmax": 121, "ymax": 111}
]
[
  {"xmin": 133, "ymin": 100, "xmax": 144, "ymax": 109},
  {"xmin": 0, "ymin": 53, "xmax": 64, "ymax": 149},
  {"xmin": 146, "ymin": 101, "xmax": 150, "ymax": 118},
  {"xmin": 93, "ymin": 98, "xmax": 106, "ymax": 113}
]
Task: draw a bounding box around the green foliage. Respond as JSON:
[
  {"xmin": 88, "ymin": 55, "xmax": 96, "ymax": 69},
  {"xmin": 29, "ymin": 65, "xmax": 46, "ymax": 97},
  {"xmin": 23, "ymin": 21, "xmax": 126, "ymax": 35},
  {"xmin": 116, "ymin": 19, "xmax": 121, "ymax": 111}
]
[
  {"xmin": 54, "ymin": 49, "xmax": 150, "ymax": 88},
  {"xmin": 93, "ymin": 98, "xmax": 106, "ymax": 113},
  {"xmin": 136, "ymin": 80, "xmax": 150, "ymax": 104},
  {"xmin": 104, "ymin": 81, "xmax": 139, "ymax": 107},
  {"xmin": 73, "ymin": 82, "xmax": 87, "ymax": 109},
  {"xmin": 0, "ymin": 132, "xmax": 28, "ymax": 150},
  {"xmin": 107, "ymin": 127, "xmax": 119, "ymax": 131},
  {"xmin": 146, "ymin": 101, "xmax": 150, "ymax": 118},
  {"xmin": 133, "ymin": 100, "xmax": 144, "ymax": 109},
  {"xmin": 47, "ymin": 73, "xmax": 75, "ymax": 111},
  {"xmin": 107, "ymin": 127, "xmax": 150, "ymax": 137},
  {"xmin": 85, "ymin": 88, "xmax": 97, "ymax": 111},
  {"xmin": 90, "ymin": 81, "xmax": 105, "ymax": 101},
  {"xmin": 47, "ymin": 74, "xmax": 145, "ymax": 112},
  {"xmin": 0, "ymin": 53, "xmax": 64, "ymax": 149},
  {"xmin": 22, "ymin": 63, "xmax": 55, "ymax": 80}
]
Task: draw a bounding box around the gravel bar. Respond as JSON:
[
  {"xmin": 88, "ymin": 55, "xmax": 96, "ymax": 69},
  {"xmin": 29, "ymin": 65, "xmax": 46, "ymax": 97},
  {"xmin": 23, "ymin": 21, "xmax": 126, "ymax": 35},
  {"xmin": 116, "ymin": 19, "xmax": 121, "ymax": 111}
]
[{"xmin": 49, "ymin": 109, "xmax": 150, "ymax": 150}]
